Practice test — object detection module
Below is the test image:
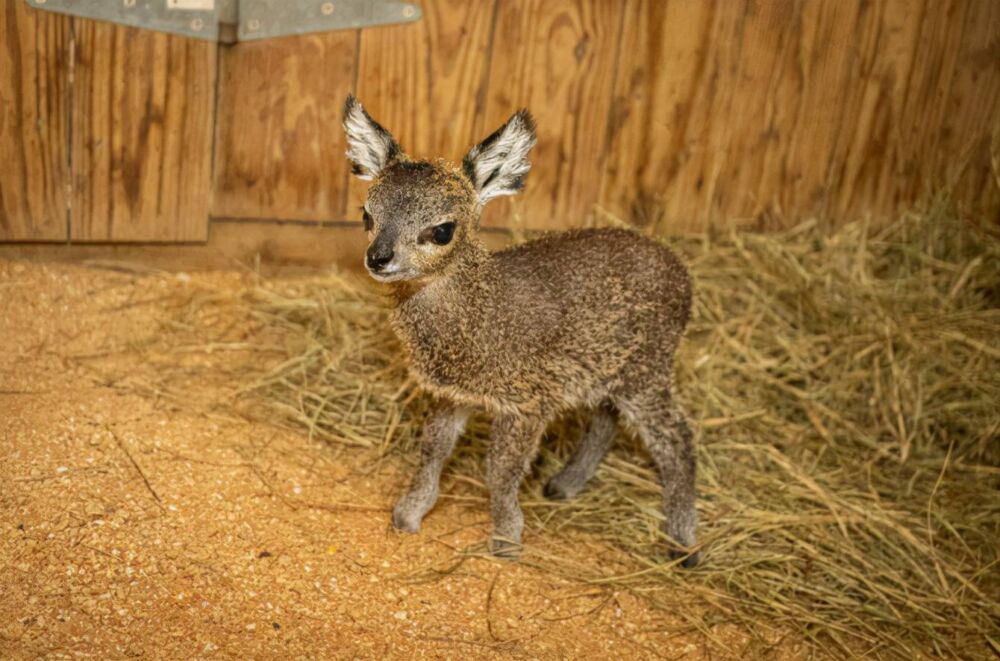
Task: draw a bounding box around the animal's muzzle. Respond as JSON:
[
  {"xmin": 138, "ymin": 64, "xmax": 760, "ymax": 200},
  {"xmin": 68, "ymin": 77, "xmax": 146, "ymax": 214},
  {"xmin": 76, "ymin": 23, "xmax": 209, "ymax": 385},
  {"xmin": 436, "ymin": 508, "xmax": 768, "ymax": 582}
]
[{"xmin": 366, "ymin": 244, "xmax": 394, "ymax": 272}]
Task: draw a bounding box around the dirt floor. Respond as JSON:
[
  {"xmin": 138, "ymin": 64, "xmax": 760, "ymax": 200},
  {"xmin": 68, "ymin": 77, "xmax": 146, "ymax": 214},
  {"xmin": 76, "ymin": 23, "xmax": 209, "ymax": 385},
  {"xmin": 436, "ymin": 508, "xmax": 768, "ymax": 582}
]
[{"xmin": 0, "ymin": 258, "xmax": 760, "ymax": 659}]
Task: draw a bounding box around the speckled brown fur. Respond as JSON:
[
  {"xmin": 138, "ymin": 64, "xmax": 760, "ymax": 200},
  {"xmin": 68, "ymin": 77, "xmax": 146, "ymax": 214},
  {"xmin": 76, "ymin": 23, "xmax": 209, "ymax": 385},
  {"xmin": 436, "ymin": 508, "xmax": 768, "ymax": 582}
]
[{"xmin": 342, "ymin": 96, "xmax": 699, "ymax": 566}]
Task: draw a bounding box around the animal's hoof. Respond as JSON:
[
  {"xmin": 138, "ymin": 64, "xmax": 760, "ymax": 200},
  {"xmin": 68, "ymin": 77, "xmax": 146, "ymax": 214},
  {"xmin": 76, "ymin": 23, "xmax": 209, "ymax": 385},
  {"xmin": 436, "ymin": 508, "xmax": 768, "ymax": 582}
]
[
  {"xmin": 543, "ymin": 479, "xmax": 569, "ymax": 500},
  {"xmin": 488, "ymin": 537, "xmax": 522, "ymax": 560},
  {"xmin": 668, "ymin": 548, "xmax": 700, "ymax": 569},
  {"xmin": 543, "ymin": 475, "xmax": 583, "ymax": 501},
  {"xmin": 391, "ymin": 507, "xmax": 421, "ymax": 534}
]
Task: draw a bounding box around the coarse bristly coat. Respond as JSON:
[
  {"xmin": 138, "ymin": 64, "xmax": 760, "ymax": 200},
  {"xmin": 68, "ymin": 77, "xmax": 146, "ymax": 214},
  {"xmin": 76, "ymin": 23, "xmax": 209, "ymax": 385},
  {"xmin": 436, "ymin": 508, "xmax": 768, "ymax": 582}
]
[{"xmin": 342, "ymin": 95, "xmax": 699, "ymax": 566}]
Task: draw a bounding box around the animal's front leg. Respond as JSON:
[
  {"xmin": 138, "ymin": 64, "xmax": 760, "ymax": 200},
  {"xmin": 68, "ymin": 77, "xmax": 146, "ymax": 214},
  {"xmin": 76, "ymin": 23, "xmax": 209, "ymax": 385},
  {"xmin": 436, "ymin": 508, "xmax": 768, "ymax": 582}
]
[
  {"xmin": 392, "ymin": 402, "xmax": 471, "ymax": 533},
  {"xmin": 487, "ymin": 413, "xmax": 546, "ymax": 558}
]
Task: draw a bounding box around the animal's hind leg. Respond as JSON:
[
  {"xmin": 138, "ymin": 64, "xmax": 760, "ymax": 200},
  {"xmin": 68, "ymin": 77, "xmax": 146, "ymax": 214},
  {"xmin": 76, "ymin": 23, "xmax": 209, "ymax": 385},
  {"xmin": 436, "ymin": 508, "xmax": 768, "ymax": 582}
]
[
  {"xmin": 544, "ymin": 401, "xmax": 617, "ymax": 500},
  {"xmin": 615, "ymin": 388, "xmax": 699, "ymax": 568}
]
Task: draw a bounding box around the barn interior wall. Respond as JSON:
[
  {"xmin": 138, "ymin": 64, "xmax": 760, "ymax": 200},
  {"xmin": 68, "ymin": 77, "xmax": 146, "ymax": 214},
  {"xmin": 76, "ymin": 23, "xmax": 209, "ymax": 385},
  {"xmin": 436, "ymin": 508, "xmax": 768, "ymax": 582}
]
[{"xmin": 1, "ymin": 0, "xmax": 998, "ymax": 247}]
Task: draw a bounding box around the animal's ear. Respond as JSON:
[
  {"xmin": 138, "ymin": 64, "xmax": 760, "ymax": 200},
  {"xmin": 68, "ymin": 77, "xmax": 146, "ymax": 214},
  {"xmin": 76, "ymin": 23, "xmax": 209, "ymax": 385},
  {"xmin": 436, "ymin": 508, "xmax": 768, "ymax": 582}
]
[
  {"xmin": 462, "ymin": 109, "xmax": 537, "ymax": 204},
  {"xmin": 342, "ymin": 95, "xmax": 404, "ymax": 180}
]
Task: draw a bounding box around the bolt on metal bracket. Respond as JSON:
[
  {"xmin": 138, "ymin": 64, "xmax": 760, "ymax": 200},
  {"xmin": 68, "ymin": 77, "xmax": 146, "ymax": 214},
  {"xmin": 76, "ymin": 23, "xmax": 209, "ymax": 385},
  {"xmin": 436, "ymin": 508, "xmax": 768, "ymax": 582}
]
[{"xmin": 24, "ymin": 0, "xmax": 421, "ymax": 44}]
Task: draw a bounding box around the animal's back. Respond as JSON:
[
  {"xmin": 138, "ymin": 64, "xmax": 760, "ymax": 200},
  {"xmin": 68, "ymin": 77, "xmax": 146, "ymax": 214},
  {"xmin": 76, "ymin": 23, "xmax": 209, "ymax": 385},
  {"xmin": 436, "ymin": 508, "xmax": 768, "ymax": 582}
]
[
  {"xmin": 493, "ymin": 227, "xmax": 691, "ymax": 339},
  {"xmin": 470, "ymin": 228, "xmax": 692, "ymax": 406}
]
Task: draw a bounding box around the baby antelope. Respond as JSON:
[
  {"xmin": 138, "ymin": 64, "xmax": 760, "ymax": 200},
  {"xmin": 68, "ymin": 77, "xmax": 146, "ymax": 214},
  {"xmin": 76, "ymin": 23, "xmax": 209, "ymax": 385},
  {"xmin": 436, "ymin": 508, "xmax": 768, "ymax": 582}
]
[{"xmin": 342, "ymin": 96, "xmax": 699, "ymax": 566}]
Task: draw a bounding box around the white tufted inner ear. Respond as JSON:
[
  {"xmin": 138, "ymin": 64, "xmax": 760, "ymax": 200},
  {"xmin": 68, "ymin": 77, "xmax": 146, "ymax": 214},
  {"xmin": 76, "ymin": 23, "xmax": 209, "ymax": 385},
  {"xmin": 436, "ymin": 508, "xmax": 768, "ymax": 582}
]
[
  {"xmin": 462, "ymin": 110, "xmax": 537, "ymax": 203},
  {"xmin": 342, "ymin": 95, "xmax": 403, "ymax": 180}
]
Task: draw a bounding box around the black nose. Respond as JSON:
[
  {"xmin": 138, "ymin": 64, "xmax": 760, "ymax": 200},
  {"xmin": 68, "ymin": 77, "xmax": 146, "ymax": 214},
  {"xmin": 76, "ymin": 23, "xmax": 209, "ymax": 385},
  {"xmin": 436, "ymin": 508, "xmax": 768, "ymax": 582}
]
[{"xmin": 366, "ymin": 247, "xmax": 394, "ymax": 272}]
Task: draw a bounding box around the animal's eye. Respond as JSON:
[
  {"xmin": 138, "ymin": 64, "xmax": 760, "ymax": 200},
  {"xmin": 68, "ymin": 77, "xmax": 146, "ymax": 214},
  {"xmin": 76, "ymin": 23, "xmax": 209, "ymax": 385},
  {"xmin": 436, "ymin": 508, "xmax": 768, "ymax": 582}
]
[
  {"xmin": 430, "ymin": 222, "xmax": 456, "ymax": 246},
  {"xmin": 361, "ymin": 209, "xmax": 373, "ymax": 232}
]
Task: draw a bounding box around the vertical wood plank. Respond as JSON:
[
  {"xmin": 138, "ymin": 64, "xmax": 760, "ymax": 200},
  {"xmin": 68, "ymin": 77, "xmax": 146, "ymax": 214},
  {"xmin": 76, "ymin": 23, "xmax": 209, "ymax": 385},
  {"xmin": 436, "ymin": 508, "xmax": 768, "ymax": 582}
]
[
  {"xmin": 601, "ymin": 0, "xmax": 816, "ymax": 232},
  {"xmin": 211, "ymin": 32, "xmax": 359, "ymax": 222},
  {"xmin": 348, "ymin": 0, "xmax": 497, "ymax": 216},
  {"xmin": 0, "ymin": 0, "xmax": 71, "ymax": 241},
  {"xmin": 941, "ymin": 0, "xmax": 1000, "ymax": 222},
  {"xmin": 479, "ymin": 0, "xmax": 624, "ymax": 230},
  {"xmin": 599, "ymin": 0, "xmax": 711, "ymax": 232},
  {"xmin": 601, "ymin": 0, "xmax": 1000, "ymax": 233},
  {"xmin": 70, "ymin": 20, "xmax": 215, "ymax": 242},
  {"xmin": 867, "ymin": 0, "xmax": 1000, "ymax": 223}
]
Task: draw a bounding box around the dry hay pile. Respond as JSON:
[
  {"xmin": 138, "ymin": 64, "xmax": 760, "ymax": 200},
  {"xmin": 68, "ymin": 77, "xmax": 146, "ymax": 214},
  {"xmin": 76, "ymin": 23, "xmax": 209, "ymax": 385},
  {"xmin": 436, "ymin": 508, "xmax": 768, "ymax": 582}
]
[{"xmin": 178, "ymin": 211, "xmax": 999, "ymax": 657}]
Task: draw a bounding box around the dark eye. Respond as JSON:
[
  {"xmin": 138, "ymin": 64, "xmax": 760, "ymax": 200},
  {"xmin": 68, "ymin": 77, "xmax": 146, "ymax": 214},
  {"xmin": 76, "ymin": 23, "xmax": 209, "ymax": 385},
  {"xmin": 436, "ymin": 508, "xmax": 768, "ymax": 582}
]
[
  {"xmin": 361, "ymin": 208, "xmax": 373, "ymax": 232},
  {"xmin": 430, "ymin": 222, "xmax": 456, "ymax": 246}
]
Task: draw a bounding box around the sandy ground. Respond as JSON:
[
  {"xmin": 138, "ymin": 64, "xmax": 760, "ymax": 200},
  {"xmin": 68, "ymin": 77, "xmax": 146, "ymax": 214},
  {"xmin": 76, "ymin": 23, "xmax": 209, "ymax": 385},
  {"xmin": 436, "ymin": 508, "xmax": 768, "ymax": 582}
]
[{"xmin": 0, "ymin": 258, "xmax": 762, "ymax": 659}]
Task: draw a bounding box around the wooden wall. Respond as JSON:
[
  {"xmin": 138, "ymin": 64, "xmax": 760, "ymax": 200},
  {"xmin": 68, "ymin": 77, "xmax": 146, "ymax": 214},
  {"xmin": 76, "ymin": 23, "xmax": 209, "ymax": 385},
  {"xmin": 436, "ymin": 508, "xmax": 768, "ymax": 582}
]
[
  {"xmin": 1, "ymin": 0, "xmax": 998, "ymax": 243},
  {"xmin": 0, "ymin": 0, "xmax": 71, "ymax": 241},
  {"xmin": 0, "ymin": 0, "xmax": 215, "ymax": 242}
]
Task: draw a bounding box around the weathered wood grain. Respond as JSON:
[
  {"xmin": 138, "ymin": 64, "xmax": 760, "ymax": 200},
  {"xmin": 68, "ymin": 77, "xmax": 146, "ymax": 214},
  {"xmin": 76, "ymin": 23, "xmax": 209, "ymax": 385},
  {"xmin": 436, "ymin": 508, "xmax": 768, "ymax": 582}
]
[
  {"xmin": 70, "ymin": 19, "xmax": 215, "ymax": 242},
  {"xmin": 3, "ymin": 0, "xmax": 998, "ymax": 247},
  {"xmin": 479, "ymin": 0, "xmax": 624, "ymax": 230},
  {"xmin": 892, "ymin": 0, "xmax": 1000, "ymax": 223},
  {"xmin": 211, "ymin": 31, "xmax": 359, "ymax": 222},
  {"xmin": 348, "ymin": 0, "xmax": 497, "ymax": 217},
  {"xmin": 600, "ymin": 0, "xmax": 1000, "ymax": 233},
  {"xmin": 0, "ymin": 0, "xmax": 71, "ymax": 241}
]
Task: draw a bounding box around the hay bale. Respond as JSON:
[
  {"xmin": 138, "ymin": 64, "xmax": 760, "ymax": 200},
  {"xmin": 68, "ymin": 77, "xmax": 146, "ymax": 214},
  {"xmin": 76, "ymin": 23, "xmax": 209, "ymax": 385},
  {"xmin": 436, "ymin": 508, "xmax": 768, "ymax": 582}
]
[{"xmin": 196, "ymin": 211, "xmax": 1000, "ymax": 656}]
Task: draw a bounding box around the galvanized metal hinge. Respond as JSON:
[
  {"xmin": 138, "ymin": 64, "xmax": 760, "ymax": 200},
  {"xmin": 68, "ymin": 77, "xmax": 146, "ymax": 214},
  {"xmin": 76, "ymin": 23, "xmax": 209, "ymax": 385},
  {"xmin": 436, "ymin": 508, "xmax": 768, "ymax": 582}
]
[{"xmin": 25, "ymin": 0, "xmax": 421, "ymax": 43}]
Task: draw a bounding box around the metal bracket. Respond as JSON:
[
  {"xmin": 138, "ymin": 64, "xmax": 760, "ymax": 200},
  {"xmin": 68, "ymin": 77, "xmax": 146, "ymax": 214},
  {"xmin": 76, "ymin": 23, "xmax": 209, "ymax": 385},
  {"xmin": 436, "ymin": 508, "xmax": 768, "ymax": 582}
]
[
  {"xmin": 239, "ymin": 0, "xmax": 420, "ymax": 41},
  {"xmin": 24, "ymin": 0, "xmax": 421, "ymax": 44}
]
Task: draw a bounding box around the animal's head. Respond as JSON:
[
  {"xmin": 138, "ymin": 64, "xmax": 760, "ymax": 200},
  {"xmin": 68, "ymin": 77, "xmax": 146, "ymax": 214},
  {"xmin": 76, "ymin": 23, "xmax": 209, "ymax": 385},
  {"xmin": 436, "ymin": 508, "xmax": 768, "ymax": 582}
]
[{"xmin": 342, "ymin": 95, "xmax": 537, "ymax": 282}]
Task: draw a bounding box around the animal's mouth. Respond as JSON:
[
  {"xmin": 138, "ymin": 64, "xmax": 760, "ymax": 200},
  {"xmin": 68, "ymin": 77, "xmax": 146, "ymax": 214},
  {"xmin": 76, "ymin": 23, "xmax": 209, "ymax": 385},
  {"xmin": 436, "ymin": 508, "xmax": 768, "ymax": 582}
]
[{"xmin": 367, "ymin": 265, "xmax": 413, "ymax": 283}]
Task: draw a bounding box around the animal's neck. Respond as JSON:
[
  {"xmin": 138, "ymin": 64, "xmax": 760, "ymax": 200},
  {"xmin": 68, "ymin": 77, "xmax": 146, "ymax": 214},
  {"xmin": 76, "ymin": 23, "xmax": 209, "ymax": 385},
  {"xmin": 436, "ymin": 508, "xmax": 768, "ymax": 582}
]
[
  {"xmin": 388, "ymin": 238, "xmax": 495, "ymax": 397},
  {"xmin": 391, "ymin": 239, "xmax": 491, "ymax": 308}
]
